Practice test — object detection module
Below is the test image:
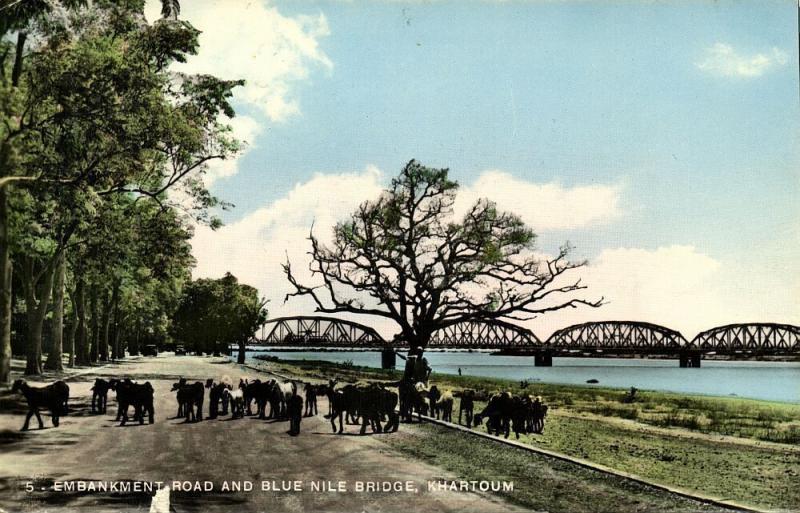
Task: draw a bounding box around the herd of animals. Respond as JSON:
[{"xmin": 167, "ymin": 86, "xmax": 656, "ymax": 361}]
[{"xmin": 8, "ymin": 376, "xmax": 548, "ymax": 439}]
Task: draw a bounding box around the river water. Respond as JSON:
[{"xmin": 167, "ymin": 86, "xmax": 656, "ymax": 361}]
[{"xmin": 241, "ymin": 349, "xmax": 800, "ymax": 404}]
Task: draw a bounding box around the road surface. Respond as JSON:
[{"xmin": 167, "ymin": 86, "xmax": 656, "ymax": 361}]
[{"xmin": 0, "ymin": 355, "xmax": 526, "ymax": 513}]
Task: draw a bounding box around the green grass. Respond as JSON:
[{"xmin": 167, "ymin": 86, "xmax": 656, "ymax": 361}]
[
  {"xmin": 516, "ymin": 414, "xmax": 800, "ymax": 510},
  {"xmin": 253, "ymin": 356, "xmax": 800, "ymax": 510},
  {"xmin": 385, "ymin": 423, "xmax": 730, "ymax": 513}
]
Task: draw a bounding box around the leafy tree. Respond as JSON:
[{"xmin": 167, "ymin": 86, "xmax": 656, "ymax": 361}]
[
  {"xmin": 284, "ymin": 160, "xmax": 602, "ymax": 371},
  {"xmin": 173, "ymin": 273, "xmax": 267, "ymax": 362}
]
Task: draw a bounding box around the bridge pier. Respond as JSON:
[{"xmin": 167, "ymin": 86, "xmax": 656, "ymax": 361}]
[
  {"xmin": 679, "ymin": 352, "xmax": 701, "ymax": 368},
  {"xmin": 534, "ymin": 351, "xmax": 553, "ymax": 367},
  {"xmin": 381, "ymin": 348, "xmax": 396, "ymax": 369}
]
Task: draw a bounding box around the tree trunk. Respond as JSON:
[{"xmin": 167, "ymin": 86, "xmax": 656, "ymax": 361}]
[
  {"xmin": 0, "ymin": 32, "xmax": 27, "ymax": 384},
  {"xmin": 67, "ymin": 299, "xmax": 77, "ymax": 368},
  {"xmin": 0, "ymin": 186, "xmax": 12, "ymax": 384},
  {"xmin": 10, "ymin": 32, "xmax": 27, "ymax": 87},
  {"xmin": 112, "ymin": 324, "xmax": 122, "ymax": 360},
  {"xmin": 109, "ymin": 282, "xmax": 120, "ymax": 360},
  {"xmin": 130, "ymin": 323, "xmax": 140, "ymax": 356},
  {"xmin": 89, "ymin": 284, "xmax": 99, "ymax": 363},
  {"xmin": 24, "ymin": 310, "xmax": 43, "ymax": 375},
  {"xmin": 44, "ymin": 251, "xmax": 66, "ymax": 371},
  {"xmin": 74, "ymin": 278, "xmax": 89, "ymax": 365},
  {"xmin": 237, "ymin": 339, "xmax": 246, "ymax": 364},
  {"xmin": 23, "ymin": 257, "xmax": 56, "ymax": 376},
  {"xmin": 100, "ymin": 288, "xmax": 110, "ymax": 362}
]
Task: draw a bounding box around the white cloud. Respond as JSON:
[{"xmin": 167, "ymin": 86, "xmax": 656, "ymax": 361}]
[
  {"xmin": 456, "ymin": 170, "xmax": 623, "ymax": 231},
  {"xmin": 204, "ymin": 115, "xmax": 261, "ymax": 185},
  {"xmin": 695, "ymin": 42, "xmax": 788, "ymax": 78},
  {"xmin": 145, "ymin": 0, "xmax": 332, "ymax": 122},
  {"xmin": 532, "ymin": 245, "xmax": 800, "ymax": 341},
  {"xmin": 190, "ymin": 166, "xmax": 385, "ymax": 325}
]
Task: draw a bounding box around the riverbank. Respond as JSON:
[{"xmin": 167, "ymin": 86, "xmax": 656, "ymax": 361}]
[{"xmin": 247, "ymin": 356, "xmax": 800, "ymax": 511}]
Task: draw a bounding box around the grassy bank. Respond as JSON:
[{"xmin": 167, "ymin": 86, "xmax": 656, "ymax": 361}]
[
  {"xmin": 250, "ymin": 356, "xmax": 800, "ymax": 511},
  {"xmin": 386, "ymin": 423, "xmax": 729, "ymax": 513}
]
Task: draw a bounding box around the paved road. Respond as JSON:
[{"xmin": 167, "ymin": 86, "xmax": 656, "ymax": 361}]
[{"xmin": 0, "ymin": 355, "xmax": 525, "ymax": 513}]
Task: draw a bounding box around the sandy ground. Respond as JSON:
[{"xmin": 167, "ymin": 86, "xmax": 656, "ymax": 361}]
[{"xmin": 0, "ymin": 355, "xmax": 528, "ymax": 513}]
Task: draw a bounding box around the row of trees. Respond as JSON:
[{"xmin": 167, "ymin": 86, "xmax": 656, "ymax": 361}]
[{"xmin": 0, "ymin": 0, "xmax": 246, "ymax": 381}]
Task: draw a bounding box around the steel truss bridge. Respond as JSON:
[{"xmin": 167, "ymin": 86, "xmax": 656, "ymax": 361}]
[
  {"xmin": 428, "ymin": 320, "xmax": 540, "ymax": 349},
  {"xmin": 545, "ymin": 321, "xmax": 688, "ymax": 354},
  {"xmin": 259, "ymin": 316, "xmax": 385, "ymax": 348},
  {"xmin": 691, "ymin": 323, "xmax": 800, "ymax": 355},
  {"xmin": 255, "ymin": 317, "xmax": 799, "ymax": 364}
]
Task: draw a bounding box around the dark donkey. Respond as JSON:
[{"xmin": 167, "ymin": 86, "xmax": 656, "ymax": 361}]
[
  {"xmin": 91, "ymin": 378, "xmax": 112, "ymax": 414},
  {"xmin": 11, "ymin": 379, "xmax": 69, "ymax": 431},
  {"xmin": 458, "ymin": 389, "xmax": 475, "ymax": 427},
  {"xmin": 206, "ymin": 379, "xmax": 231, "ymax": 419},
  {"xmin": 112, "ymin": 379, "xmax": 155, "ymax": 426},
  {"xmin": 171, "ymin": 379, "xmax": 204, "ymax": 422},
  {"xmin": 473, "ymin": 392, "xmax": 513, "ymax": 438}
]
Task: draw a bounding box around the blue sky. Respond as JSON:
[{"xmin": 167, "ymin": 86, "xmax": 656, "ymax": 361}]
[
  {"xmin": 215, "ymin": 1, "xmax": 797, "ymax": 257},
  {"xmin": 167, "ymin": 0, "xmax": 799, "ymax": 337}
]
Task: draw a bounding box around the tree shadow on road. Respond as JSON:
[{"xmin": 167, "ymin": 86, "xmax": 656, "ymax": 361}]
[
  {"xmin": 0, "ymin": 428, "xmax": 80, "ymax": 455},
  {"xmin": 63, "ymin": 398, "xmax": 96, "ymax": 417},
  {"xmin": 0, "ymin": 428, "xmax": 26, "ymax": 445}
]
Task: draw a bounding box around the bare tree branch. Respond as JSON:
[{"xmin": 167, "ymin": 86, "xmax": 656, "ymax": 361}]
[{"xmin": 283, "ymin": 160, "xmax": 602, "ymax": 349}]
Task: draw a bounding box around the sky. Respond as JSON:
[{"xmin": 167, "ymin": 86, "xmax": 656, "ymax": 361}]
[{"xmin": 145, "ymin": 0, "xmax": 799, "ymax": 340}]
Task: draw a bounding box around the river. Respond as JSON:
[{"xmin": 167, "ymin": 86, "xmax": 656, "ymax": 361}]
[{"xmin": 240, "ymin": 349, "xmax": 800, "ymax": 403}]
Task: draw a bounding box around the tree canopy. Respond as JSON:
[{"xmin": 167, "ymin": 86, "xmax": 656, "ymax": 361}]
[
  {"xmin": 172, "ymin": 273, "xmax": 267, "ymax": 362},
  {"xmin": 284, "ymin": 160, "xmax": 602, "ymax": 352}
]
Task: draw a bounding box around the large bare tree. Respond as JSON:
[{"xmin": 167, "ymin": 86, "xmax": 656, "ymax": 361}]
[{"xmin": 284, "ymin": 160, "xmax": 602, "ymax": 355}]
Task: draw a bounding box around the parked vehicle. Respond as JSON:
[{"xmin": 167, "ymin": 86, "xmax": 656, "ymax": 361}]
[
  {"xmin": 142, "ymin": 345, "xmax": 158, "ymax": 357},
  {"xmin": 175, "ymin": 345, "xmax": 187, "ymax": 356}
]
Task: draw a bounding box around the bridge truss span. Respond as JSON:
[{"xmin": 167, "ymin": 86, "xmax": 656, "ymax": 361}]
[
  {"xmin": 259, "ymin": 316, "xmax": 386, "ymax": 348},
  {"xmin": 428, "ymin": 319, "xmax": 541, "ymax": 349},
  {"xmin": 546, "ymin": 321, "xmax": 689, "ymax": 353},
  {"xmin": 691, "ymin": 323, "xmax": 800, "ymax": 355}
]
